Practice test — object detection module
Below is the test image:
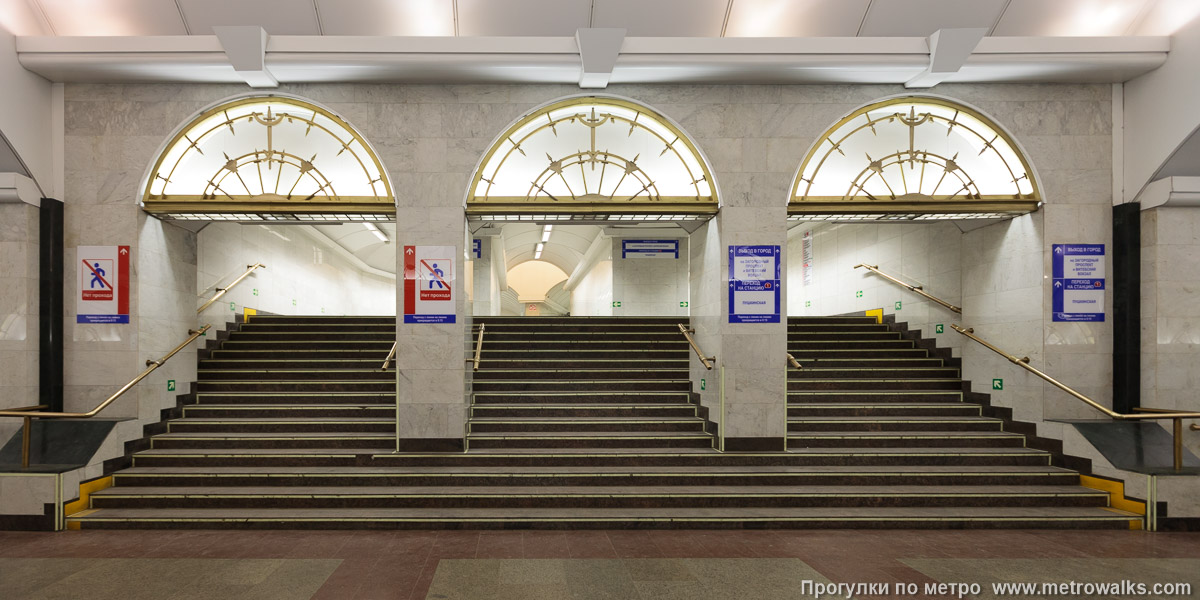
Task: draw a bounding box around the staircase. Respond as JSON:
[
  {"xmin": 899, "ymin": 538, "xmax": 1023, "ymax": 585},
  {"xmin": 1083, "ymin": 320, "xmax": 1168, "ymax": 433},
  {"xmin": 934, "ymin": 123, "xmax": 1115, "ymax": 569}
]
[
  {"xmin": 65, "ymin": 315, "xmax": 1141, "ymax": 530},
  {"xmin": 468, "ymin": 317, "xmax": 712, "ymax": 450}
]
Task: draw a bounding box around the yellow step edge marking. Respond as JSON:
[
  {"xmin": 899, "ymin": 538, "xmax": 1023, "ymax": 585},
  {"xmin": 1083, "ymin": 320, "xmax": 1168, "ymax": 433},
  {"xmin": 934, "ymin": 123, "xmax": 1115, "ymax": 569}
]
[
  {"xmin": 1079, "ymin": 474, "xmax": 1146, "ymax": 516},
  {"xmin": 63, "ymin": 476, "xmax": 112, "ymax": 518},
  {"xmin": 864, "ymin": 309, "xmax": 884, "ymax": 323}
]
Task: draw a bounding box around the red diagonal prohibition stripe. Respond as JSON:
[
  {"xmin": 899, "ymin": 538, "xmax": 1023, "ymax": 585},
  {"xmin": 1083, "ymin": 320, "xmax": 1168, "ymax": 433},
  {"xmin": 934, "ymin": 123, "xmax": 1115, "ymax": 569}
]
[
  {"xmin": 419, "ymin": 259, "xmax": 450, "ymax": 290},
  {"xmin": 82, "ymin": 259, "xmax": 113, "ymax": 290}
]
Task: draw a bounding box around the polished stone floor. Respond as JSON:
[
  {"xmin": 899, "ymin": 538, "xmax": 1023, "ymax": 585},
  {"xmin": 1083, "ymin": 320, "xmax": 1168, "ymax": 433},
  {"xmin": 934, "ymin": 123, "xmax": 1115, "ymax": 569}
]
[{"xmin": 1, "ymin": 529, "xmax": 1198, "ymax": 599}]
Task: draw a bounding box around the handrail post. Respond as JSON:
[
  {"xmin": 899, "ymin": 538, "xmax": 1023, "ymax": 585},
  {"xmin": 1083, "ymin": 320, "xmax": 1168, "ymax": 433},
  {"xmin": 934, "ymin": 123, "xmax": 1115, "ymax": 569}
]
[
  {"xmin": 472, "ymin": 323, "xmax": 486, "ymax": 372},
  {"xmin": 381, "ymin": 341, "xmax": 398, "ymax": 371},
  {"xmin": 787, "ymin": 353, "xmax": 801, "ymax": 369},
  {"xmin": 1173, "ymin": 418, "xmax": 1183, "ymax": 471},
  {"xmin": 21, "ymin": 416, "xmax": 31, "ymax": 469},
  {"xmin": 677, "ymin": 324, "xmax": 715, "ymax": 370}
]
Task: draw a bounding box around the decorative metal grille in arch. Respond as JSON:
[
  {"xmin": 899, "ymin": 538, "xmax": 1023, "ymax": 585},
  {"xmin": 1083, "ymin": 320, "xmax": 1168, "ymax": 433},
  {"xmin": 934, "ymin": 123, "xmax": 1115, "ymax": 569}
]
[
  {"xmin": 142, "ymin": 95, "xmax": 393, "ymax": 221},
  {"xmin": 790, "ymin": 96, "xmax": 1041, "ymax": 220},
  {"xmin": 467, "ymin": 96, "xmax": 718, "ymax": 217}
]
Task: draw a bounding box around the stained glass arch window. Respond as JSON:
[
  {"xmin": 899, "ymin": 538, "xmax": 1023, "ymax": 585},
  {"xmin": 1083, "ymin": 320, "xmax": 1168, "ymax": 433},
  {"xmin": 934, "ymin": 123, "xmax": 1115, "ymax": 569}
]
[
  {"xmin": 789, "ymin": 96, "xmax": 1041, "ymax": 220},
  {"xmin": 142, "ymin": 95, "xmax": 393, "ymax": 221},
  {"xmin": 467, "ymin": 96, "xmax": 718, "ymax": 218}
]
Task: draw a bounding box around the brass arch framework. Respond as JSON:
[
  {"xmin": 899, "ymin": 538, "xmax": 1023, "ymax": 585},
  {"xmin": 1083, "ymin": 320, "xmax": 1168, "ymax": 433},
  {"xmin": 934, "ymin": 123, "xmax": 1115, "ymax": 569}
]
[
  {"xmin": 789, "ymin": 97, "xmax": 1041, "ymax": 220},
  {"xmin": 467, "ymin": 97, "xmax": 718, "ymax": 220},
  {"xmin": 142, "ymin": 96, "xmax": 393, "ymax": 221}
]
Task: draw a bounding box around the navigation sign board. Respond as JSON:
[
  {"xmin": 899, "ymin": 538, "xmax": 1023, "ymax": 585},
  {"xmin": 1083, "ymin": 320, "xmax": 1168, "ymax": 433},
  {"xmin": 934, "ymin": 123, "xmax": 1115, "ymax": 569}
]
[
  {"xmin": 801, "ymin": 230, "xmax": 813, "ymax": 286},
  {"xmin": 472, "ymin": 238, "xmax": 482, "ymax": 259},
  {"xmin": 622, "ymin": 240, "xmax": 679, "ymax": 259},
  {"xmin": 77, "ymin": 245, "xmax": 129, "ymax": 324},
  {"xmin": 1052, "ymin": 244, "xmax": 1105, "ymax": 322},
  {"xmin": 728, "ymin": 245, "xmax": 780, "ymax": 323},
  {"xmin": 403, "ymin": 245, "xmax": 456, "ymax": 324}
]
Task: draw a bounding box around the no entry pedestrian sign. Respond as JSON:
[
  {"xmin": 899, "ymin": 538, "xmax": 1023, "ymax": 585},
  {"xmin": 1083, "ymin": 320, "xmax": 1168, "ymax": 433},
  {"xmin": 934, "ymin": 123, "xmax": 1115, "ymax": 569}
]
[
  {"xmin": 77, "ymin": 245, "xmax": 129, "ymax": 323},
  {"xmin": 403, "ymin": 245, "xmax": 456, "ymax": 324}
]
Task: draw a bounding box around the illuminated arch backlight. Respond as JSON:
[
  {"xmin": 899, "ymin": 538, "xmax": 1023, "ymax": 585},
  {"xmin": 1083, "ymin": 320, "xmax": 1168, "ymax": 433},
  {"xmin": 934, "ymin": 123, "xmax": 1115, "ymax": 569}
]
[
  {"xmin": 467, "ymin": 96, "xmax": 717, "ymax": 222},
  {"xmin": 790, "ymin": 97, "xmax": 1041, "ymax": 221},
  {"xmin": 142, "ymin": 96, "xmax": 393, "ymax": 222}
]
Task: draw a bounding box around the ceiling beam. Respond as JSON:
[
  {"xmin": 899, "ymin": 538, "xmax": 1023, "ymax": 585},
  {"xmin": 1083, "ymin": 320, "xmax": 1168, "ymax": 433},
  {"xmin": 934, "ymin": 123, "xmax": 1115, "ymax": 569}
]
[
  {"xmin": 214, "ymin": 26, "xmax": 278, "ymax": 88},
  {"xmin": 575, "ymin": 28, "xmax": 625, "ymax": 89},
  {"xmin": 15, "ymin": 35, "xmax": 1168, "ymax": 86},
  {"xmin": 905, "ymin": 28, "xmax": 987, "ymax": 89}
]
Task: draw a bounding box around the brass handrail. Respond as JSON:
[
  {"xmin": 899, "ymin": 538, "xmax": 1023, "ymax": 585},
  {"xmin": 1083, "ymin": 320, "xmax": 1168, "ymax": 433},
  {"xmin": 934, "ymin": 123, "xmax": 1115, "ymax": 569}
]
[
  {"xmin": 471, "ymin": 323, "xmax": 486, "ymax": 371},
  {"xmin": 952, "ymin": 324, "xmax": 1200, "ymax": 470},
  {"xmin": 381, "ymin": 341, "xmax": 398, "ymax": 370},
  {"xmin": 787, "ymin": 353, "xmax": 802, "ymax": 369},
  {"xmin": 0, "ymin": 324, "xmax": 211, "ymax": 468},
  {"xmin": 678, "ymin": 324, "xmax": 715, "ymax": 370},
  {"xmin": 197, "ymin": 263, "xmax": 266, "ymax": 314},
  {"xmin": 854, "ymin": 264, "xmax": 962, "ymax": 314}
]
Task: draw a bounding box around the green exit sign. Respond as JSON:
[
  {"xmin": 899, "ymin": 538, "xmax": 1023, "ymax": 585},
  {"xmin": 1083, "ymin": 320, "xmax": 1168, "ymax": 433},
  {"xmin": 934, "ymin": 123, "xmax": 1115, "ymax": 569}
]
[
  {"xmin": 855, "ymin": 290, "xmax": 863, "ymax": 298},
  {"xmin": 935, "ymin": 324, "xmax": 944, "ymax": 334},
  {"xmin": 700, "ymin": 378, "xmax": 706, "ymax": 391},
  {"xmin": 679, "ymin": 301, "xmax": 689, "ymax": 307},
  {"xmin": 895, "ymin": 301, "xmax": 902, "ymax": 310},
  {"xmin": 167, "ymin": 380, "xmax": 176, "ymax": 392},
  {"xmin": 229, "ymin": 302, "xmax": 235, "ymax": 311},
  {"xmin": 805, "ymin": 301, "xmax": 811, "ymax": 308},
  {"xmin": 992, "ymin": 379, "xmax": 1004, "ymax": 390},
  {"xmin": 252, "ymin": 288, "xmax": 259, "ymax": 296},
  {"xmin": 612, "ymin": 301, "xmax": 622, "ymax": 308}
]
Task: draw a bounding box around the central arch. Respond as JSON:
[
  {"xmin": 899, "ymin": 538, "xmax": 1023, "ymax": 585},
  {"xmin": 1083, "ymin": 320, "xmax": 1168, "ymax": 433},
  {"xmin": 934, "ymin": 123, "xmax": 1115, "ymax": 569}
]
[{"xmin": 466, "ymin": 95, "xmax": 719, "ymax": 222}]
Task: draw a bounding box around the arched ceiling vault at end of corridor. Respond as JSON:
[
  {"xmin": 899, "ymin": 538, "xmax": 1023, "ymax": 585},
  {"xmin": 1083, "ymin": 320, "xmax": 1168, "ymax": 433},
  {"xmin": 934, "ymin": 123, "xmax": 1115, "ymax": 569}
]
[
  {"xmin": 467, "ymin": 96, "xmax": 718, "ymax": 222},
  {"xmin": 789, "ymin": 96, "xmax": 1041, "ymax": 223}
]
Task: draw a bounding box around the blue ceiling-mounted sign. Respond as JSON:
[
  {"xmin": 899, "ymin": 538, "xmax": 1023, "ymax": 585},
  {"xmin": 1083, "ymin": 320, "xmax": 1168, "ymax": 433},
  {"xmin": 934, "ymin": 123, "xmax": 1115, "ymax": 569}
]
[
  {"xmin": 1052, "ymin": 244, "xmax": 1105, "ymax": 322},
  {"xmin": 728, "ymin": 245, "xmax": 780, "ymax": 323}
]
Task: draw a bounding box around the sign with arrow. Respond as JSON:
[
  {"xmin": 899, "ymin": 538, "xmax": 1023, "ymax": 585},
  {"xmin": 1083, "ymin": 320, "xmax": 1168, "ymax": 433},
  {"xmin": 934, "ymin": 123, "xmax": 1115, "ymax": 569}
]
[
  {"xmin": 1052, "ymin": 244, "xmax": 1105, "ymax": 322},
  {"xmin": 77, "ymin": 245, "xmax": 130, "ymax": 324},
  {"xmin": 403, "ymin": 245, "xmax": 456, "ymax": 324},
  {"xmin": 727, "ymin": 245, "xmax": 780, "ymax": 323}
]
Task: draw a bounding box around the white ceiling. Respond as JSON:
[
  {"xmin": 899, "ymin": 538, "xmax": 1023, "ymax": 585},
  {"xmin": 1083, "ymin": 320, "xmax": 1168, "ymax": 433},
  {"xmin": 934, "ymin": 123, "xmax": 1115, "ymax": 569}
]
[{"xmin": 12, "ymin": 0, "xmax": 1176, "ymax": 38}]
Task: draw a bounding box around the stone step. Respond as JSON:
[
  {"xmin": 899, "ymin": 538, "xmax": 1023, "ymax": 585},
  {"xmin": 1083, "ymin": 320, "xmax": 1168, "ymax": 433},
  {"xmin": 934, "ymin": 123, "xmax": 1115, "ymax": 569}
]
[
  {"xmin": 465, "ymin": 431, "xmax": 715, "ymax": 450},
  {"xmin": 167, "ymin": 418, "xmax": 394, "ymax": 434},
  {"xmin": 209, "ymin": 349, "xmax": 392, "ymax": 360},
  {"xmin": 787, "ymin": 379, "xmax": 964, "ymax": 391},
  {"xmin": 787, "ymin": 416, "xmax": 1002, "ymax": 431},
  {"xmin": 472, "ymin": 369, "xmax": 688, "ymax": 381},
  {"xmin": 65, "ymin": 505, "xmax": 1141, "ymax": 530},
  {"xmin": 788, "ymin": 431, "xmax": 1026, "ymax": 448},
  {"xmin": 789, "ymin": 368, "xmax": 960, "ymax": 379},
  {"xmin": 469, "ymin": 404, "xmax": 699, "ymax": 418},
  {"xmin": 472, "ymin": 392, "xmax": 694, "ymax": 405},
  {"xmin": 788, "ymin": 391, "xmax": 964, "ymax": 403},
  {"xmin": 150, "ymin": 432, "xmax": 395, "ymax": 450},
  {"xmin": 198, "ymin": 370, "xmax": 394, "ymax": 381},
  {"xmin": 467, "ymin": 417, "xmax": 708, "ymax": 433},
  {"xmin": 229, "ymin": 332, "xmax": 396, "ymax": 341},
  {"xmin": 788, "ymin": 340, "xmax": 917, "ymax": 350},
  {"xmin": 367, "ymin": 447, "xmax": 1055, "ymax": 468},
  {"xmin": 184, "ymin": 405, "xmax": 394, "ymax": 418},
  {"xmin": 195, "ymin": 392, "xmax": 395, "ymax": 405},
  {"xmin": 247, "ymin": 316, "xmax": 396, "ymax": 325},
  {"xmin": 87, "ymin": 485, "xmax": 1110, "ymax": 510},
  {"xmin": 471, "ymin": 380, "xmax": 693, "ymax": 393},
  {"xmin": 108, "ymin": 465, "xmax": 1080, "ymax": 488},
  {"xmin": 792, "ymin": 358, "xmax": 947, "ymax": 368},
  {"xmin": 787, "ymin": 403, "xmax": 982, "ymax": 417},
  {"xmin": 483, "ymin": 341, "xmax": 690, "ymax": 351},
  {"xmin": 219, "ymin": 340, "xmax": 395, "ymax": 351},
  {"xmin": 196, "ymin": 381, "xmax": 395, "ymax": 393}
]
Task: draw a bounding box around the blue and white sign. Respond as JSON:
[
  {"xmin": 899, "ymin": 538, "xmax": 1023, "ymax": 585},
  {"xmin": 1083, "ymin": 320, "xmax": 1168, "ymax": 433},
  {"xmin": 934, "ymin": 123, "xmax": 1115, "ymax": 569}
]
[
  {"xmin": 728, "ymin": 245, "xmax": 780, "ymax": 323},
  {"xmin": 471, "ymin": 238, "xmax": 482, "ymax": 259},
  {"xmin": 622, "ymin": 239, "xmax": 679, "ymax": 259},
  {"xmin": 1052, "ymin": 244, "xmax": 1105, "ymax": 322}
]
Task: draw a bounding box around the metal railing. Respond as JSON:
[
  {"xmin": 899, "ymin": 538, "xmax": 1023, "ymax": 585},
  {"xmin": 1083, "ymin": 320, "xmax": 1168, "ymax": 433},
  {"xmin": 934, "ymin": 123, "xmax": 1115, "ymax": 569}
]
[
  {"xmin": 787, "ymin": 353, "xmax": 802, "ymax": 369},
  {"xmin": 854, "ymin": 264, "xmax": 962, "ymax": 314},
  {"xmin": 952, "ymin": 324, "xmax": 1200, "ymax": 470},
  {"xmin": 470, "ymin": 323, "xmax": 486, "ymax": 371},
  {"xmin": 0, "ymin": 325, "xmax": 211, "ymax": 468},
  {"xmin": 678, "ymin": 324, "xmax": 715, "ymax": 370},
  {"xmin": 197, "ymin": 263, "xmax": 266, "ymax": 314},
  {"xmin": 381, "ymin": 341, "xmax": 398, "ymax": 370}
]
